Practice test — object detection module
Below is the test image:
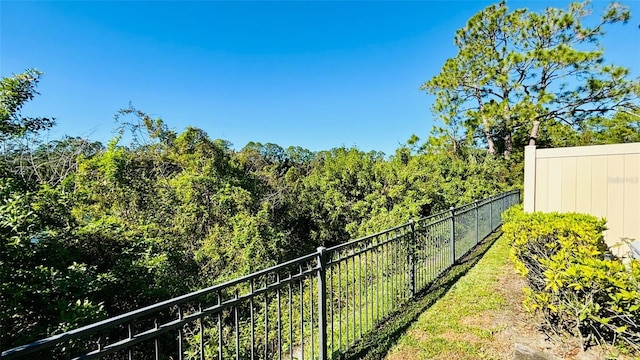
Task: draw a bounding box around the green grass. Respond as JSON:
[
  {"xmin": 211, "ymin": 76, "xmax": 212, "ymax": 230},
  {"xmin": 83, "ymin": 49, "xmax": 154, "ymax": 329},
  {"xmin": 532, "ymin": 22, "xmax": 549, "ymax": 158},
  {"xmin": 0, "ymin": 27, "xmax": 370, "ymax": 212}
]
[
  {"xmin": 383, "ymin": 232, "xmax": 512, "ymax": 359},
  {"xmin": 336, "ymin": 230, "xmax": 510, "ymax": 360}
]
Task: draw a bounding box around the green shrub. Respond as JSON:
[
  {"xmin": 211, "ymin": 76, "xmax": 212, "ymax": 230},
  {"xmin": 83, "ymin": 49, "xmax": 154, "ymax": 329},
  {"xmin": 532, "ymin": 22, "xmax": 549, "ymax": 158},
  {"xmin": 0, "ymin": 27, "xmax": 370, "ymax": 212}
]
[{"xmin": 502, "ymin": 207, "xmax": 640, "ymax": 353}]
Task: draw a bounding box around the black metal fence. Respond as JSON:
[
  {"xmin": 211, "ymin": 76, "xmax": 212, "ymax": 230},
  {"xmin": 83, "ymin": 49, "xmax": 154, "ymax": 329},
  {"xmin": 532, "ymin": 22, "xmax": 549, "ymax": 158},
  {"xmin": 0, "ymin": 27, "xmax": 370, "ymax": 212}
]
[{"xmin": 1, "ymin": 190, "xmax": 520, "ymax": 360}]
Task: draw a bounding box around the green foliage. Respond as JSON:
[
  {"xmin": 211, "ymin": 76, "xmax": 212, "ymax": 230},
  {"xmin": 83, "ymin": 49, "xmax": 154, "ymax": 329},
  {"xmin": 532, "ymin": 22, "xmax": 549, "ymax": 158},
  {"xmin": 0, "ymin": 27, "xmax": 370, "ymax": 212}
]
[
  {"xmin": 503, "ymin": 207, "xmax": 640, "ymax": 353},
  {"xmin": 0, "ymin": 69, "xmax": 55, "ymax": 139},
  {"xmin": 0, "ymin": 69, "xmax": 518, "ymax": 351},
  {"xmin": 0, "ymin": 179, "xmax": 107, "ymax": 346},
  {"xmin": 302, "ymin": 147, "xmax": 388, "ymax": 244},
  {"xmin": 423, "ymin": 1, "xmax": 639, "ymax": 159},
  {"xmin": 580, "ymin": 110, "xmax": 640, "ymax": 145}
]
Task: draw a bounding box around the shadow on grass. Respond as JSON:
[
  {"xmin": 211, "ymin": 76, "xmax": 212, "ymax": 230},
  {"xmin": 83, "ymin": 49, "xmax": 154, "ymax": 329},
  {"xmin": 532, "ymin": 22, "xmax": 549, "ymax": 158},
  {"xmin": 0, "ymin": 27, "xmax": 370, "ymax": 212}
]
[{"xmin": 337, "ymin": 230, "xmax": 504, "ymax": 360}]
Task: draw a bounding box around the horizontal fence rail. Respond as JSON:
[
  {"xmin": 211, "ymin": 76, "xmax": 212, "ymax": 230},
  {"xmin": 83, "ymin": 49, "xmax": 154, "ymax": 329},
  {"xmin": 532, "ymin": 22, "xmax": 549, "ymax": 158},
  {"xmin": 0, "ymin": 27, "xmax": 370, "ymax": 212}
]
[{"xmin": 2, "ymin": 190, "xmax": 520, "ymax": 360}]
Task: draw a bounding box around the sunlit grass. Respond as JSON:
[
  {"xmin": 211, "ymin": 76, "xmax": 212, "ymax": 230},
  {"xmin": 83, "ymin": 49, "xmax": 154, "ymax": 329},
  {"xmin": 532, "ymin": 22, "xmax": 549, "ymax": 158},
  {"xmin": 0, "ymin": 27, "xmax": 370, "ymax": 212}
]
[{"xmin": 384, "ymin": 233, "xmax": 512, "ymax": 360}]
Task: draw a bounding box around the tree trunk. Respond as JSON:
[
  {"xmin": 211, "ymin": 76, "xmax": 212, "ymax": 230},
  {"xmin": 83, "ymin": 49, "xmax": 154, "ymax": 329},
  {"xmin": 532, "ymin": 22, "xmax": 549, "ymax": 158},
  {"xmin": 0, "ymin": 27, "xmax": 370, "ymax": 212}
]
[
  {"xmin": 503, "ymin": 132, "xmax": 512, "ymax": 160},
  {"xmin": 475, "ymin": 89, "xmax": 496, "ymax": 155},
  {"xmin": 529, "ymin": 121, "xmax": 540, "ymax": 146},
  {"xmin": 502, "ymin": 92, "xmax": 513, "ymax": 160},
  {"xmin": 483, "ymin": 117, "xmax": 496, "ymax": 155}
]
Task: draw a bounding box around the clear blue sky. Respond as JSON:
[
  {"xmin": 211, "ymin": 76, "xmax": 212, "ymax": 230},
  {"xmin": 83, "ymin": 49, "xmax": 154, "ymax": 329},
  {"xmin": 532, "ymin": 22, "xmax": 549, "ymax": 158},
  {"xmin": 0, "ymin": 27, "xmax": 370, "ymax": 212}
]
[{"xmin": 2, "ymin": 1, "xmax": 639, "ymax": 155}]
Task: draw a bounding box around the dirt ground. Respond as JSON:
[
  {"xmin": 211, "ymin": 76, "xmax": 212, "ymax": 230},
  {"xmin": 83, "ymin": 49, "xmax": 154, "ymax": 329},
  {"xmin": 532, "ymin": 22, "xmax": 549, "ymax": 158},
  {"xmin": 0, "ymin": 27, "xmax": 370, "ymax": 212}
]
[{"xmin": 464, "ymin": 262, "xmax": 633, "ymax": 360}]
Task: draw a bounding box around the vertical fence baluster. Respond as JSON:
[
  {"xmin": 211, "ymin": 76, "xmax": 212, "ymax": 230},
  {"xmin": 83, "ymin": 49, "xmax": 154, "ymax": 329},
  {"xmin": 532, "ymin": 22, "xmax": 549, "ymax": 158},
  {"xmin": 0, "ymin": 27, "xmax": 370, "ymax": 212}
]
[
  {"xmin": 427, "ymin": 222, "xmax": 430, "ymax": 285},
  {"xmin": 373, "ymin": 242, "xmax": 380, "ymax": 325},
  {"xmin": 317, "ymin": 247, "xmax": 327, "ymax": 360},
  {"xmin": 438, "ymin": 221, "xmax": 442, "ymax": 276},
  {"xmin": 155, "ymin": 320, "xmax": 160, "ymax": 360},
  {"xmin": 389, "ymin": 237, "xmax": 394, "ymax": 313},
  {"xmin": 351, "ymin": 252, "xmax": 356, "ymax": 342},
  {"xmin": 405, "ymin": 230, "xmax": 409, "ymax": 300},
  {"xmin": 435, "ymin": 221, "xmax": 442, "ymax": 277},
  {"xmin": 503, "ymin": 194, "xmax": 506, "ymax": 218},
  {"xmin": 288, "ymin": 277, "xmax": 293, "ymax": 360},
  {"xmin": 397, "ymin": 232, "xmax": 402, "ymax": 302},
  {"xmin": 388, "ymin": 235, "xmax": 392, "ymax": 312},
  {"xmin": 382, "ymin": 239, "xmax": 389, "ymax": 318},
  {"xmin": 391, "ymin": 234, "xmax": 395, "ymax": 311},
  {"xmin": 421, "ymin": 222, "xmax": 425, "ymax": 290},
  {"xmin": 385, "ymin": 236, "xmax": 395, "ymax": 315},
  {"xmin": 337, "ymin": 257, "xmax": 342, "ymax": 352},
  {"xmin": 382, "ymin": 239, "xmax": 386, "ymax": 318},
  {"xmin": 440, "ymin": 220, "xmax": 444, "ymax": 275},
  {"xmin": 432, "ymin": 221, "xmax": 436, "ymax": 279},
  {"xmin": 400, "ymin": 230, "xmax": 404, "ymax": 300},
  {"xmin": 128, "ymin": 322, "xmax": 133, "ymax": 360},
  {"xmin": 234, "ymin": 290, "xmax": 239, "ymax": 360},
  {"xmin": 364, "ymin": 244, "xmax": 369, "ymax": 332},
  {"xmin": 345, "ymin": 252, "xmax": 350, "ymax": 346},
  {"xmin": 450, "ymin": 207, "xmax": 456, "ymax": 265},
  {"xmin": 299, "ymin": 264, "xmax": 304, "ymax": 360},
  {"xmin": 474, "ymin": 200, "xmax": 479, "ymax": 246},
  {"xmin": 417, "ymin": 221, "xmax": 422, "ymax": 289},
  {"xmin": 265, "ymin": 278, "xmax": 270, "ymax": 360},
  {"xmin": 444, "ymin": 220, "xmax": 447, "ymax": 271},
  {"xmin": 177, "ymin": 305, "xmax": 184, "ymax": 360},
  {"xmin": 489, "ymin": 196, "xmax": 493, "ymax": 232},
  {"xmin": 277, "ymin": 274, "xmax": 282, "ymax": 360},
  {"xmin": 428, "ymin": 222, "xmax": 432, "ymax": 282},
  {"xmin": 409, "ymin": 220, "xmax": 416, "ymax": 298},
  {"xmin": 391, "ymin": 235, "xmax": 396, "ymax": 311},
  {"xmin": 250, "ymin": 280, "xmax": 255, "ymax": 360},
  {"xmin": 199, "ymin": 305, "xmax": 204, "ymax": 360},
  {"xmin": 218, "ymin": 292, "xmax": 222, "ymax": 360},
  {"xmin": 426, "ymin": 221, "xmax": 430, "ymax": 284},
  {"xmin": 358, "ymin": 248, "xmax": 362, "ymax": 339},
  {"xmin": 310, "ymin": 267, "xmax": 314, "ymax": 360},
  {"xmin": 329, "ymin": 261, "xmax": 334, "ymax": 357}
]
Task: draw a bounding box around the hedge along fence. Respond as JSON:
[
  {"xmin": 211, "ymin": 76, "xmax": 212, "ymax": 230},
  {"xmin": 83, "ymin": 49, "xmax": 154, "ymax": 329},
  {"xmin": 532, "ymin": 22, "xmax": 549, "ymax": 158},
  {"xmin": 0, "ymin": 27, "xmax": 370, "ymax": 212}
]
[{"xmin": 502, "ymin": 207, "xmax": 640, "ymax": 354}]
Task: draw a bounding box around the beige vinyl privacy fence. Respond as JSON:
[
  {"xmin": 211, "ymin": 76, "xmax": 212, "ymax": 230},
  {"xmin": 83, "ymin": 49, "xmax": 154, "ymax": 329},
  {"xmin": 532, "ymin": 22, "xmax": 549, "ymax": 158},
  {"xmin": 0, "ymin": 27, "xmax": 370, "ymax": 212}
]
[{"xmin": 523, "ymin": 142, "xmax": 640, "ymax": 258}]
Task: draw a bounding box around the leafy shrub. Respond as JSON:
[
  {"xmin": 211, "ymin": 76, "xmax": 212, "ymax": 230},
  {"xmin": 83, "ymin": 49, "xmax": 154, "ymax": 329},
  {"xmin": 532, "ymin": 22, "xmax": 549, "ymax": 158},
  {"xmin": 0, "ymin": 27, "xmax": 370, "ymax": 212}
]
[{"xmin": 503, "ymin": 207, "xmax": 640, "ymax": 353}]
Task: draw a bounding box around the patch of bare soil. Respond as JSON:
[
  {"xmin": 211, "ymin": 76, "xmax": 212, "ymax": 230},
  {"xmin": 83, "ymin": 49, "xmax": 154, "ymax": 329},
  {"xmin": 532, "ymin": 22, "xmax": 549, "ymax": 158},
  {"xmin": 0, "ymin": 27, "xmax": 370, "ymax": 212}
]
[{"xmin": 463, "ymin": 262, "xmax": 633, "ymax": 360}]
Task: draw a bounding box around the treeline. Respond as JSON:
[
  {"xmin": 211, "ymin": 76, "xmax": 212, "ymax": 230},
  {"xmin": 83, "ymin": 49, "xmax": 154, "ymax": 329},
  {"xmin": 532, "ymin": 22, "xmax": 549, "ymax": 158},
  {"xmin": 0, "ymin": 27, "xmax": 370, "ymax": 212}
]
[{"xmin": 0, "ymin": 73, "xmax": 517, "ymax": 350}]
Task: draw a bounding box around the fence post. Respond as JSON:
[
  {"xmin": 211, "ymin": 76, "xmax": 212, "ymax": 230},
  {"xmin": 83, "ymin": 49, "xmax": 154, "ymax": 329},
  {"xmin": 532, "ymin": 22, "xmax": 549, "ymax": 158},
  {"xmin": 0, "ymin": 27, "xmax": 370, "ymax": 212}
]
[
  {"xmin": 408, "ymin": 219, "xmax": 416, "ymax": 298},
  {"xmin": 450, "ymin": 207, "xmax": 456, "ymax": 265},
  {"xmin": 474, "ymin": 200, "xmax": 479, "ymax": 246},
  {"xmin": 316, "ymin": 246, "xmax": 328, "ymax": 360},
  {"xmin": 502, "ymin": 194, "xmax": 506, "ymax": 219},
  {"xmin": 489, "ymin": 196, "xmax": 493, "ymax": 232},
  {"xmin": 518, "ymin": 189, "xmax": 521, "ymax": 204},
  {"xmin": 498, "ymin": 195, "xmax": 503, "ymax": 225}
]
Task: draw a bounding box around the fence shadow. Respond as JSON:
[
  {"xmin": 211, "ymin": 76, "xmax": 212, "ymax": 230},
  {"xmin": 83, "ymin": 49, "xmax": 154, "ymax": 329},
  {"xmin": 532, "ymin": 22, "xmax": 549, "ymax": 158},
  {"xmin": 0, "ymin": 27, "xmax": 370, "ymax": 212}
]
[{"xmin": 338, "ymin": 229, "xmax": 504, "ymax": 360}]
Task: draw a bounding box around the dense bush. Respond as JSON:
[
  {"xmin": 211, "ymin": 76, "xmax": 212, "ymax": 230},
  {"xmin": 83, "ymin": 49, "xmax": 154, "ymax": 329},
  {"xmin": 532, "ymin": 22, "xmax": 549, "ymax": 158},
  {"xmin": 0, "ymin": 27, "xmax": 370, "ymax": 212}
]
[
  {"xmin": 1, "ymin": 70, "xmax": 517, "ymax": 350},
  {"xmin": 503, "ymin": 207, "xmax": 640, "ymax": 353}
]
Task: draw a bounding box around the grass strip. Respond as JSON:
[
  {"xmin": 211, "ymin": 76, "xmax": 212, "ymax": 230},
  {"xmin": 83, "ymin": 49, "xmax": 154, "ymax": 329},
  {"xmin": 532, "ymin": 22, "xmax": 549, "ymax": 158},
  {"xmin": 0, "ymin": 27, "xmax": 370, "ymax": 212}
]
[
  {"xmin": 384, "ymin": 232, "xmax": 513, "ymax": 359},
  {"xmin": 340, "ymin": 230, "xmax": 509, "ymax": 360}
]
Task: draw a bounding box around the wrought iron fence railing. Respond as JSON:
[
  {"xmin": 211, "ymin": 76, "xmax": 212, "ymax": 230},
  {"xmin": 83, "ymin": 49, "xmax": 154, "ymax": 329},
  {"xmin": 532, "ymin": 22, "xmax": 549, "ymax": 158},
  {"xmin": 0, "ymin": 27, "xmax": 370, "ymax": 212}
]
[{"xmin": 1, "ymin": 190, "xmax": 520, "ymax": 360}]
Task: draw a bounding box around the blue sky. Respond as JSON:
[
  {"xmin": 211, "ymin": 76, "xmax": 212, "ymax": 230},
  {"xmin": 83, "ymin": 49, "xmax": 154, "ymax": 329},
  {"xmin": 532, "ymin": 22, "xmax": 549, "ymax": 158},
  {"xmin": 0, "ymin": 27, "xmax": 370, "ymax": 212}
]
[{"xmin": 2, "ymin": 1, "xmax": 639, "ymax": 155}]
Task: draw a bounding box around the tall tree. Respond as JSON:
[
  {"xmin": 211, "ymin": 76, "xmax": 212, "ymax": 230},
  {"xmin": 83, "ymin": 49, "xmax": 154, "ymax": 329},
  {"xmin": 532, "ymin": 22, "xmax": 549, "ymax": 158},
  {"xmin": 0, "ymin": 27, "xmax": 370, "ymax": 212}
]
[{"xmin": 423, "ymin": 1, "xmax": 639, "ymax": 159}]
